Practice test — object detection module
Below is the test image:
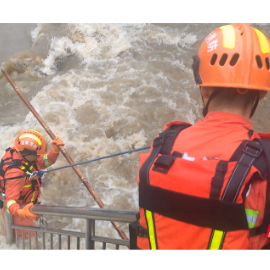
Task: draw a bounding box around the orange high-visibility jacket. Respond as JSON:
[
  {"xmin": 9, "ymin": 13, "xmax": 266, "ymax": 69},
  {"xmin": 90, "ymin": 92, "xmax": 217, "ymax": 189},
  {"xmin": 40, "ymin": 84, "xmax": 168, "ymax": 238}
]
[
  {"xmin": 2, "ymin": 147, "xmax": 59, "ymax": 216},
  {"xmin": 135, "ymin": 112, "xmax": 270, "ymax": 249}
]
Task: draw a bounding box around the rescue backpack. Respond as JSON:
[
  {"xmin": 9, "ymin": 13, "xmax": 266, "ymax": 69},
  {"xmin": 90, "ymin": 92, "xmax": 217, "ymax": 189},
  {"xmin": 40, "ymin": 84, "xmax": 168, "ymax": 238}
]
[{"xmin": 129, "ymin": 122, "xmax": 270, "ymax": 249}]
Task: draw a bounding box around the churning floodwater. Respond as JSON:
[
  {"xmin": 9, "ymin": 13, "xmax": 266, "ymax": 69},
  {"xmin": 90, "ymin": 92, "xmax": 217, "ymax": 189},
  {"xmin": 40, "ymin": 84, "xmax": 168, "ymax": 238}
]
[{"xmin": 0, "ymin": 23, "xmax": 270, "ymax": 249}]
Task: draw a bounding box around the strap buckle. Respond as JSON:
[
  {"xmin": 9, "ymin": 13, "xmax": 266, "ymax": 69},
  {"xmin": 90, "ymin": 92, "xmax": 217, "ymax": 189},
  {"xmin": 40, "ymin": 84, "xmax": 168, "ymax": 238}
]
[
  {"xmin": 153, "ymin": 155, "xmax": 176, "ymax": 174},
  {"xmin": 153, "ymin": 136, "xmax": 164, "ymax": 148},
  {"xmin": 153, "ymin": 130, "xmax": 177, "ymax": 148},
  {"xmin": 138, "ymin": 226, "xmax": 149, "ymax": 238},
  {"xmin": 12, "ymin": 159, "xmax": 21, "ymax": 167},
  {"xmin": 242, "ymin": 141, "xmax": 263, "ymax": 158}
]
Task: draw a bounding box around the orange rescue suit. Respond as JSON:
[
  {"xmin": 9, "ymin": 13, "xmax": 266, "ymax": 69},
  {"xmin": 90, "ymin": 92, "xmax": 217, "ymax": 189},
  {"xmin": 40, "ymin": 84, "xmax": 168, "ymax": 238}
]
[
  {"xmin": 135, "ymin": 112, "xmax": 270, "ymax": 249},
  {"xmin": 0, "ymin": 147, "xmax": 59, "ymax": 237},
  {"xmin": 2, "ymin": 148, "xmax": 59, "ymax": 215}
]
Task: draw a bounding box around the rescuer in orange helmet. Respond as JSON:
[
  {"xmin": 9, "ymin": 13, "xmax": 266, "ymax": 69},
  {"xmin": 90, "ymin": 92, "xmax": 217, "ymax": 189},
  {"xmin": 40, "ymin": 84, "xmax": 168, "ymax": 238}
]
[
  {"xmin": 0, "ymin": 130, "xmax": 64, "ymax": 239},
  {"xmin": 131, "ymin": 23, "xmax": 270, "ymax": 249}
]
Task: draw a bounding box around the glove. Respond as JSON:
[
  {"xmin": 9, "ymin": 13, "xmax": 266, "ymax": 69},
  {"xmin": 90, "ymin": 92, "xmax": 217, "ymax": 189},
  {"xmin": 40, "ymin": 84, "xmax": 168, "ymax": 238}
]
[
  {"xmin": 51, "ymin": 136, "xmax": 65, "ymax": 154},
  {"xmin": 17, "ymin": 203, "xmax": 39, "ymax": 221}
]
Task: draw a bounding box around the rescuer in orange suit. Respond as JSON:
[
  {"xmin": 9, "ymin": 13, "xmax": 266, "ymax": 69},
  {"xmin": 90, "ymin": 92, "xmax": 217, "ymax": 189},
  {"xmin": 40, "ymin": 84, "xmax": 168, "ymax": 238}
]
[
  {"xmin": 0, "ymin": 130, "xmax": 64, "ymax": 239},
  {"xmin": 131, "ymin": 23, "xmax": 270, "ymax": 249}
]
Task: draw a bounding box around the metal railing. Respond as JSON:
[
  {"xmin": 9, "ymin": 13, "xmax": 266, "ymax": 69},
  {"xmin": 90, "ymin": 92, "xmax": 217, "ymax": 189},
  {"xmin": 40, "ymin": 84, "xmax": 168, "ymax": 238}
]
[{"xmin": 1, "ymin": 193, "xmax": 138, "ymax": 250}]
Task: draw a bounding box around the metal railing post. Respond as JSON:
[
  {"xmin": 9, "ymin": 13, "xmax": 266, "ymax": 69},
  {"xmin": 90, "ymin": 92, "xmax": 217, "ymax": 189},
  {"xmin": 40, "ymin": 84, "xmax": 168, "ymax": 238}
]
[
  {"xmin": 4, "ymin": 210, "xmax": 14, "ymax": 245},
  {"xmin": 1, "ymin": 193, "xmax": 14, "ymax": 245},
  {"xmin": 85, "ymin": 219, "xmax": 95, "ymax": 249},
  {"xmin": 3, "ymin": 205, "xmax": 137, "ymax": 250}
]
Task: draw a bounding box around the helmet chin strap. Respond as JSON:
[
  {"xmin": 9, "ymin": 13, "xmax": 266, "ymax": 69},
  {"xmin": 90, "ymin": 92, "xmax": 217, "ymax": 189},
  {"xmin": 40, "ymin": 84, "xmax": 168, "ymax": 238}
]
[
  {"xmin": 249, "ymin": 92, "xmax": 260, "ymax": 118},
  {"xmin": 202, "ymin": 89, "xmax": 260, "ymax": 118},
  {"xmin": 202, "ymin": 88, "xmax": 222, "ymax": 117}
]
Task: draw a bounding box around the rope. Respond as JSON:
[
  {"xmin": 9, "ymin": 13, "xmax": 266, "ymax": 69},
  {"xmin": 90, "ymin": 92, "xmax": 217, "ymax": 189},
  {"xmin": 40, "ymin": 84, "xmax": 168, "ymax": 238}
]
[{"xmin": 33, "ymin": 146, "xmax": 151, "ymax": 177}]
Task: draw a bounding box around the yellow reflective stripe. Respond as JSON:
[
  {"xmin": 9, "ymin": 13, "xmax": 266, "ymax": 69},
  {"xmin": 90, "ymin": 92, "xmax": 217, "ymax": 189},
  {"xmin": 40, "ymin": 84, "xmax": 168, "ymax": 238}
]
[
  {"xmin": 6, "ymin": 200, "xmax": 17, "ymax": 214},
  {"xmin": 21, "ymin": 166, "xmax": 25, "ymax": 170},
  {"xmin": 23, "ymin": 184, "xmax": 32, "ymax": 188},
  {"xmin": 245, "ymin": 209, "xmax": 259, "ymax": 228},
  {"xmin": 31, "ymin": 191, "xmax": 36, "ymax": 202},
  {"xmin": 19, "ymin": 134, "xmax": 42, "ymax": 145},
  {"xmin": 247, "ymin": 222, "xmax": 255, "ymax": 229},
  {"xmin": 145, "ymin": 210, "xmax": 157, "ymax": 250},
  {"xmin": 254, "ymin": 28, "xmax": 269, "ymax": 54},
  {"xmin": 209, "ymin": 230, "xmax": 224, "ymax": 250},
  {"xmin": 29, "ymin": 166, "xmax": 33, "ymax": 170},
  {"xmin": 29, "ymin": 130, "xmax": 41, "ymax": 135},
  {"xmin": 43, "ymin": 154, "xmax": 51, "ymax": 167},
  {"xmin": 220, "ymin": 25, "xmax": 235, "ymax": 49}
]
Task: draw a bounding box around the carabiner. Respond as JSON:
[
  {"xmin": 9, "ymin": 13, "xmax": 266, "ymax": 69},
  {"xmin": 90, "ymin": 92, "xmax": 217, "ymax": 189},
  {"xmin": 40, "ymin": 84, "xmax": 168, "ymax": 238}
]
[{"xmin": 27, "ymin": 171, "xmax": 39, "ymax": 181}]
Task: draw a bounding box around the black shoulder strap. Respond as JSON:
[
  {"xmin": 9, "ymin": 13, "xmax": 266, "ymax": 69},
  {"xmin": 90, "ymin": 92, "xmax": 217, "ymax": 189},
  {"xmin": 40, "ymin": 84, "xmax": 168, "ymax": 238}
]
[
  {"xmin": 139, "ymin": 123, "xmax": 191, "ymax": 185},
  {"xmin": 249, "ymin": 139, "xmax": 270, "ymax": 237},
  {"xmin": 210, "ymin": 139, "xmax": 265, "ymax": 202},
  {"xmin": 222, "ymin": 140, "xmax": 263, "ymax": 202},
  {"xmin": 230, "ymin": 140, "xmax": 267, "ymax": 179},
  {"xmin": 207, "ymin": 139, "xmax": 264, "ymax": 249},
  {"xmin": 230, "ymin": 138, "xmax": 270, "ymax": 239}
]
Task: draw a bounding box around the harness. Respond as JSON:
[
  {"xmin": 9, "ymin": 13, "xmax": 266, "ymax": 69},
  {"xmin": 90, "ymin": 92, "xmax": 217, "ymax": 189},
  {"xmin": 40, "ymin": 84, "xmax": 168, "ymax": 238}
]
[
  {"xmin": 130, "ymin": 123, "xmax": 270, "ymax": 249},
  {"xmin": 0, "ymin": 147, "xmax": 42, "ymax": 208}
]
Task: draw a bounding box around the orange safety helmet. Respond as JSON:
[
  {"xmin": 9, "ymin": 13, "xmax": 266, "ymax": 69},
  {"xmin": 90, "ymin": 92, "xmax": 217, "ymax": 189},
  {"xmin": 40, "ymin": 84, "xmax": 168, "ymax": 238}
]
[
  {"xmin": 14, "ymin": 130, "xmax": 47, "ymax": 155},
  {"xmin": 192, "ymin": 23, "xmax": 270, "ymax": 100}
]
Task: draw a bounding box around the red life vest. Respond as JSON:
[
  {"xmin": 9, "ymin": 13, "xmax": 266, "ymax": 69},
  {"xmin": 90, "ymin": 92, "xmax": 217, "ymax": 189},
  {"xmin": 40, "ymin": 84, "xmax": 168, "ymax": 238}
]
[
  {"xmin": 0, "ymin": 147, "xmax": 41, "ymax": 206},
  {"xmin": 129, "ymin": 122, "xmax": 270, "ymax": 249}
]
